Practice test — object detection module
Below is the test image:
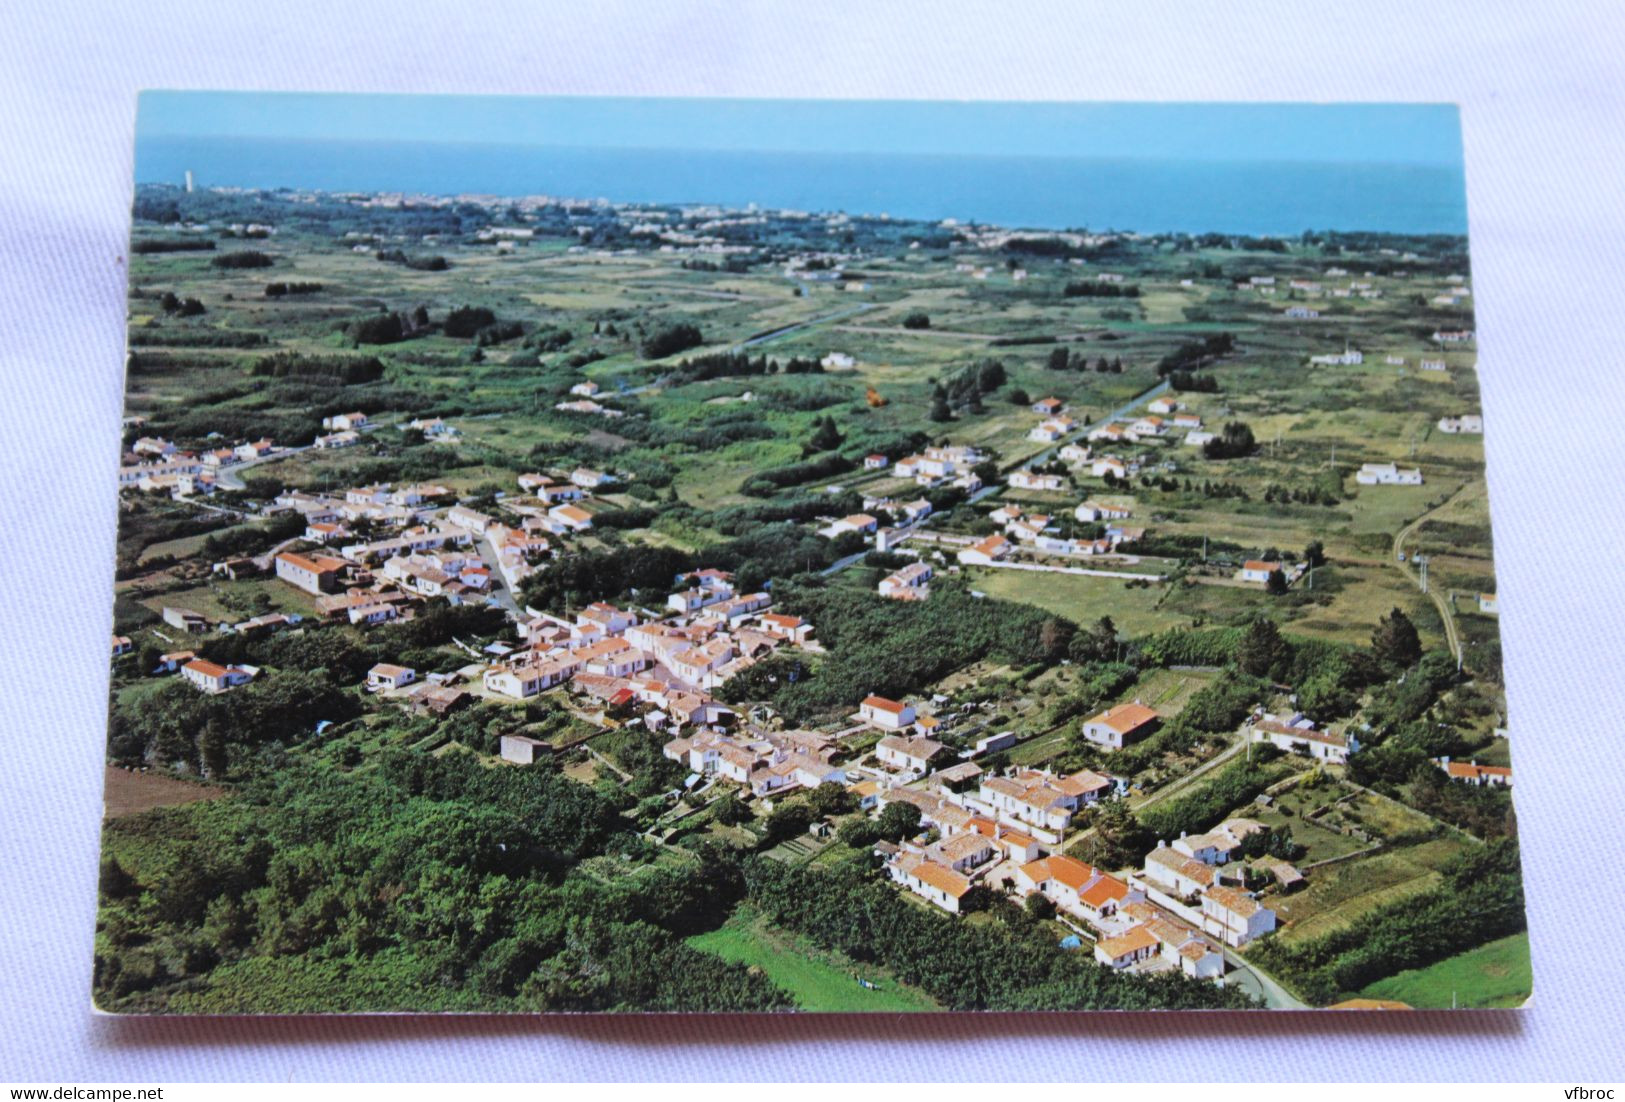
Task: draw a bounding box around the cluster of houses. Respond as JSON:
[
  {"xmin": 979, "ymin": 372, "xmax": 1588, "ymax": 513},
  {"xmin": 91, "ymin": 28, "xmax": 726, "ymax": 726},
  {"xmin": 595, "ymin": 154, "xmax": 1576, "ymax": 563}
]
[
  {"xmin": 964, "ymin": 499, "xmax": 1143, "ymax": 562},
  {"xmin": 892, "ymin": 445, "xmax": 986, "ymax": 492},
  {"xmin": 1027, "ymin": 397, "xmax": 1079, "ymax": 444},
  {"xmin": 663, "ymin": 727, "xmax": 847, "ymax": 798},
  {"xmin": 474, "ymin": 569, "xmax": 816, "ymax": 739},
  {"xmin": 119, "ymin": 433, "xmax": 285, "ymax": 497},
  {"xmin": 852, "ymin": 747, "xmax": 1279, "ymax": 982},
  {"xmin": 1131, "ymin": 818, "xmax": 1281, "ymax": 948}
]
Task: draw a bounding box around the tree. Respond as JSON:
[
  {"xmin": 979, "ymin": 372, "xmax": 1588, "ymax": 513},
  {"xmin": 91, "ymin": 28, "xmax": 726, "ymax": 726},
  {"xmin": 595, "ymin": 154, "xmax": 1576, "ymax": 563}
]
[
  {"xmin": 876, "ymin": 801, "xmax": 922, "ymax": 842},
  {"xmin": 1304, "ymin": 539, "xmax": 1327, "ymax": 568},
  {"xmin": 901, "ymin": 311, "xmax": 931, "ymax": 330},
  {"xmin": 1372, "ymin": 608, "xmax": 1423, "ymax": 670},
  {"xmin": 808, "ymin": 415, "xmax": 842, "ymax": 451},
  {"xmin": 1203, "ymin": 421, "xmax": 1256, "ymax": 460},
  {"xmin": 1235, "ymin": 616, "xmax": 1290, "ymax": 678},
  {"xmin": 711, "ymin": 792, "xmax": 752, "ymax": 826},
  {"xmin": 928, "ymin": 385, "xmax": 953, "ymax": 423},
  {"xmin": 762, "ymin": 802, "xmax": 815, "ymax": 845},
  {"xmin": 1072, "ymin": 799, "xmax": 1153, "ymax": 868},
  {"xmin": 1009, "ymin": 387, "xmax": 1031, "ymax": 406},
  {"xmin": 1069, "ymin": 616, "xmax": 1119, "ymax": 664},
  {"xmin": 1046, "ymin": 348, "xmax": 1069, "ymax": 372},
  {"xmin": 1037, "ymin": 617, "xmax": 1073, "ymax": 662},
  {"xmin": 804, "ymin": 783, "xmax": 855, "ymax": 818},
  {"xmin": 640, "ymin": 322, "xmax": 705, "ymax": 359},
  {"xmin": 1265, "ymin": 568, "xmax": 1289, "ymax": 595},
  {"xmin": 1024, "ymin": 892, "xmax": 1057, "ymax": 920}
]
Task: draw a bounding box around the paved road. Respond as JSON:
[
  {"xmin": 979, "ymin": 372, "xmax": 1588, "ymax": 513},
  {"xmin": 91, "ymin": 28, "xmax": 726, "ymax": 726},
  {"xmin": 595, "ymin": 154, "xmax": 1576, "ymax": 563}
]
[
  {"xmin": 475, "ymin": 532, "xmax": 524, "ymax": 615},
  {"xmin": 738, "ymin": 302, "xmax": 877, "ymax": 349},
  {"xmin": 1390, "ymin": 481, "xmax": 1474, "ymax": 663},
  {"xmin": 1221, "ymin": 949, "xmax": 1310, "ymax": 1010}
]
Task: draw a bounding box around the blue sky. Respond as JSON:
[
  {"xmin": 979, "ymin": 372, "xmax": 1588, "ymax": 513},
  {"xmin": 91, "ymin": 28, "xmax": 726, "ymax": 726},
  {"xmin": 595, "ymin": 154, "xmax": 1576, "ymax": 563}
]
[{"xmin": 137, "ymin": 92, "xmax": 1463, "ymax": 167}]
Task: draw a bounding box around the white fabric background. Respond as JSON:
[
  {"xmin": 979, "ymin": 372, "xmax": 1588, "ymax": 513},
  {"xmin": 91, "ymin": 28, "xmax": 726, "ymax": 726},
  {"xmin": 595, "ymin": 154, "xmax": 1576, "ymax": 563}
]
[{"xmin": 2, "ymin": 0, "xmax": 1623, "ymax": 1082}]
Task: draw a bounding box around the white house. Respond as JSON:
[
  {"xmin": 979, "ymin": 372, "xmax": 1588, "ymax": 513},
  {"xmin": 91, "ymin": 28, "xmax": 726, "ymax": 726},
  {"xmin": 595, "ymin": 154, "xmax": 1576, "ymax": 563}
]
[
  {"xmin": 888, "ymin": 853, "xmax": 972, "ymax": 913},
  {"xmin": 864, "ymin": 453, "xmax": 889, "ymax": 470},
  {"xmin": 1248, "ymin": 715, "xmax": 1356, "ymax": 764},
  {"xmin": 1356, "ymin": 462, "xmax": 1423, "ymax": 486},
  {"xmin": 1147, "ymin": 396, "xmax": 1181, "ymax": 415},
  {"xmin": 1014, "ymin": 856, "xmax": 1133, "ymax": 924},
  {"xmin": 1143, "ymin": 844, "xmax": 1218, "ymax": 898},
  {"xmin": 1437, "ymin": 414, "xmax": 1484, "ymax": 434},
  {"xmin": 1201, "ymin": 885, "xmax": 1277, "ymax": 947},
  {"xmin": 1009, "ymin": 469, "xmax": 1065, "ymax": 492},
  {"xmin": 875, "ymin": 734, "xmax": 945, "ymax": 773},
  {"xmin": 181, "ymin": 658, "xmax": 258, "ymax": 694},
  {"xmin": 820, "ymin": 513, "xmax": 878, "ymax": 538},
  {"xmin": 1238, "ymin": 559, "xmax": 1283, "ymax": 585},
  {"xmin": 548, "ymin": 504, "xmax": 594, "ymax": 532},
  {"xmin": 569, "ymin": 380, "xmax": 601, "ymax": 397},
  {"xmin": 859, "ymin": 695, "xmax": 916, "ymax": 729},
  {"xmin": 367, "ymin": 663, "xmax": 417, "ymax": 691},
  {"xmin": 1079, "ymin": 701, "xmax": 1161, "ymax": 750},
  {"xmin": 1478, "ymin": 592, "xmax": 1499, "ymax": 615},
  {"xmin": 957, "ymin": 533, "xmax": 1011, "ymax": 566},
  {"xmin": 1435, "ymin": 756, "xmax": 1512, "ymax": 787},
  {"xmin": 1028, "ymin": 417, "xmax": 1076, "ymax": 443},
  {"xmin": 1075, "ymin": 500, "xmax": 1132, "ymax": 523},
  {"xmin": 1309, "ymin": 348, "xmax": 1364, "ymax": 366},
  {"xmin": 878, "ymin": 561, "xmax": 933, "ymax": 600}
]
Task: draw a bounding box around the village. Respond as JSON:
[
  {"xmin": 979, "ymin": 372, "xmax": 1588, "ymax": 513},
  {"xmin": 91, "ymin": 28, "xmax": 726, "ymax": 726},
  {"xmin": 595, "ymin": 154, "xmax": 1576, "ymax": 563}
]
[{"xmin": 100, "ymin": 179, "xmax": 1519, "ymax": 1014}]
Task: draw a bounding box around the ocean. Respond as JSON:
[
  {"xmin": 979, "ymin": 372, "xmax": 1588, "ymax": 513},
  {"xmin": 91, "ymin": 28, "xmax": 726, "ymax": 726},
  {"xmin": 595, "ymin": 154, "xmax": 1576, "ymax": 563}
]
[{"xmin": 135, "ymin": 135, "xmax": 1468, "ymax": 236}]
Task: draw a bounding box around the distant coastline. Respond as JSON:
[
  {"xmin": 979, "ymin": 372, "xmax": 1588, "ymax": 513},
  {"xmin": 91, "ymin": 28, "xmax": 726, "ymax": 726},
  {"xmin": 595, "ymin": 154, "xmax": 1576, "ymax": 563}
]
[{"xmin": 135, "ymin": 135, "xmax": 1469, "ymax": 237}]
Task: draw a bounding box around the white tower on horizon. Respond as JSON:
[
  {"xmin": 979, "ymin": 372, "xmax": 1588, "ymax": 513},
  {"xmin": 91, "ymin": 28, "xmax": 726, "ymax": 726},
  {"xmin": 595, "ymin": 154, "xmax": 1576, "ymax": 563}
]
[{"xmin": 184, "ymin": 170, "xmax": 194, "ymax": 193}]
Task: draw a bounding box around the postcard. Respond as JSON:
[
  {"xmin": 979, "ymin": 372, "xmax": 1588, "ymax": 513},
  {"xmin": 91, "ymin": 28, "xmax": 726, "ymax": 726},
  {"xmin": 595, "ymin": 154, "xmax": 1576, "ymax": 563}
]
[{"xmin": 97, "ymin": 94, "xmax": 1525, "ymax": 1013}]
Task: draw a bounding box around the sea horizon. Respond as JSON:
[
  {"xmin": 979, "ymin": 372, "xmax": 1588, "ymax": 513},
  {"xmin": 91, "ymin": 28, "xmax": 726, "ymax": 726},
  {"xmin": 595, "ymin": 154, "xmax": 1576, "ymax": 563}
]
[{"xmin": 135, "ymin": 134, "xmax": 1469, "ymax": 237}]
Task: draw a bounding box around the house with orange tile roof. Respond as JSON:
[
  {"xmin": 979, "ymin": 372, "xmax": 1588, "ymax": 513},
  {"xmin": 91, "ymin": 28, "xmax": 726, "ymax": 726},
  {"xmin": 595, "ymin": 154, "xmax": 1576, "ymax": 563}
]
[
  {"xmin": 1108, "ymin": 899, "xmax": 1227, "ymax": 979},
  {"xmin": 1434, "ymin": 757, "xmax": 1512, "ymax": 788},
  {"xmin": 1094, "ymin": 924, "xmax": 1161, "ymax": 969},
  {"xmin": 1014, "ymin": 856, "xmax": 1135, "ymax": 924},
  {"xmin": 859, "ymin": 695, "xmax": 916, "ymax": 729},
  {"xmin": 181, "ymin": 658, "xmax": 258, "ymax": 694},
  {"xmin": 1201, "ymin": 884, "xmax": 1277, "ymax": 946},
  {"xmin": 756, "ymin": 612, "xmax": 813, "ymax": 645},
  {"xmin": 274, "ymin": 550, "xmax": 350, "ymax": 595},
  {"xmin": 547, "ymin": 503, "xmax": 594, "ymax": 532},
  {"xmin": 887, "ymin": 852, "xmax": 974, "ymax": 913},
  {"xmin": 1239, "ymin": 559, "xmax": 1284, "ymax": 584},
  {"xmin": 875, "ymin": 734, "xmax": 946, "ymax": 774},
  {"xmin": 1248, "ymin": 714, "xmax": 1356, "ymax": 764},
  {"xmin": 1079, "ymin": 700, "xmax": 1161, "ymax": 750},
  {"xmin": 1142, "ymin": 843, "xmax": 1218, "ymax": 898},
  {"xmin": 957, "ymin": 533, "xmax": 1011, "ymax": 566}
]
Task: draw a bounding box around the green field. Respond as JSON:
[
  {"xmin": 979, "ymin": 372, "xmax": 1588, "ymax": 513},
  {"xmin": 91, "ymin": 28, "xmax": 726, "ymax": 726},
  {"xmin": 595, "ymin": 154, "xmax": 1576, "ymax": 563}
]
[
  {"xmin": 964, "ymin": 567, "xmax": 1189, "ymax": 636},
  {"xmin": 687, "ymin": 907, "xmax": 940, "ymax": 1012},
  {"xmin": 1358, "ymin": 932, "xmax": 1532, "ymax": 1009}
]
